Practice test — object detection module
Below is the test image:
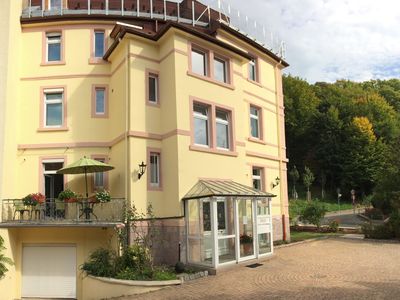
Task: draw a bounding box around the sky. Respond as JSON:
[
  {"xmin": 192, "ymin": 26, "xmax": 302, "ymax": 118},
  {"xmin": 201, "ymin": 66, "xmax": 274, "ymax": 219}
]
[{"xmin": 202, "ymin": 0, "xmax": 400, "ymax": 83}]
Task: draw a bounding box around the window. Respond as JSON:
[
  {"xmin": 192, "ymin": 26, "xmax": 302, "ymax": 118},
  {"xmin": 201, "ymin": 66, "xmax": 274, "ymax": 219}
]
[
  {"xmin": 249, "ymin": 58, "xmax": 257, "ymax": 81},
  {"xmin": 214, "ymin": 57, "xmax": 228, "ymax": 83},
  {"xmin": 193, "ymin": 103, "xmax": 210, "ymax": 146},
  {"xmin": 44, "ymin": 90, "xmax": 63, "ymax": 127},
  {"xmin": 149, "ymin": 152, "xmax": 161, "ymax": 187},
  {"xmin": 148, "ymin": 73, "xmax": 159, "ymax": 104},
  {"xmin": 216, "ymin": 110, "xmax": 230, "ymax": 150},
  {"xmin": 93, "ymin": 158, "xmax": 105, "ymax": 190},
  {"xmin": 191, "ymin": 49, "xmax": 208, "ymax": 76},
  {"xmin": 47, "ymin": 33, "xmax": 61, "ymax": 62},
  {"xmin": 94, "ymin": 31, "xmax": 105, "ymax": 58},
  {"xmin": 252, "ymin": 167, "xmax": 263, "ymax": 191},
  {"xmin": 250, "ymin": 106, "xmax": 261, "ymax": 138},
  {"xmin": 95, "ymin": 88, "xmax": 105, "ymax": 115},
  {"xmin": 92, "ymin": 85, "xmax": 108, "ymax": 118},
  {"xmin": 49, "ymin": 0, "xmax": 62, "ymax": 10}
]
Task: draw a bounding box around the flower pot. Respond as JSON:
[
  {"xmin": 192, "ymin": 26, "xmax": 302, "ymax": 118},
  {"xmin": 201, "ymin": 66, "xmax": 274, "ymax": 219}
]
[{"xmin": 65, "ymin": 198, "xmax": 77, "ymax": 203}]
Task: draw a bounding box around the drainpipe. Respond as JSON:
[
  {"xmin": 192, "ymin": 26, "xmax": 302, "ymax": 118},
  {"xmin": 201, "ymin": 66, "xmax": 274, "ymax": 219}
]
[
  {"xmin": 274, "ymin": 60, "xmax": 287, "ymax": 241},
  {"xmin": 125, "ymin": 41, "xmax": 132, "ymax": 246}
]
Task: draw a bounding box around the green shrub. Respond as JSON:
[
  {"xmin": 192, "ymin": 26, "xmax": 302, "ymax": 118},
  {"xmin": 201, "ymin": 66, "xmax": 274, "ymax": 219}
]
[
  {"xmin": 388, "ymin": 211, "xmax": 400, "ymax": 239},
  {"xmin": 362, "ymin": 223, "xmax": 393, "ymax": 239},
  {"xmin": 81, "ymin": 248, "xmax": 116, "ymax": 277},
  {"xmin": 0, "ymin": 236, "xmax": 13, "ymax": 279},
  {"xmin": 299, "ymin": 201, "xmax": 327, "ymax": 228},
  {"xmin": 329, "ymin": 220, "xmax": 339, "ymax": 232},
  {"xmin": 115, "ymin": 244, "xmax": 152, "ymax": 274}
]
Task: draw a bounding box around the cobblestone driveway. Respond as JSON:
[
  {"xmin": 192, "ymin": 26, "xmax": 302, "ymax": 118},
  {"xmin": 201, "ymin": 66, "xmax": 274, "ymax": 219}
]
[{"xmin": 120, "ymin": 238, "xmax": 400, "ymax": 300}]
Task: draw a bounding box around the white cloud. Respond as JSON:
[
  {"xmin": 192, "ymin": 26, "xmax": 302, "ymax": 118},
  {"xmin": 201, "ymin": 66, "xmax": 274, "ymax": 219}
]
[{"xmin": 202, "ymin": 0, "xmax": 400, "ymax": 83}]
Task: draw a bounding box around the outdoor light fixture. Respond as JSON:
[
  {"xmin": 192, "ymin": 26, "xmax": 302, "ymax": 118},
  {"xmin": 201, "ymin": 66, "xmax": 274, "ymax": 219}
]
[
  {"xmin": 272, "ymin": 177, "xmax": 280, "ymax": 189},
  {"xmin": 138, "ymin": 161, "xmax": 147, "ymax": 179}
]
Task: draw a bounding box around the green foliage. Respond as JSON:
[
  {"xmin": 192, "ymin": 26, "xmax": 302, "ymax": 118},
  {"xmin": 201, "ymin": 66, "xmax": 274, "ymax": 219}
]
[
  {"xmin": 328, "ymin": 220, "xmax": 339, "ymax": 232},
  {"xmin": 22, "ymin": 193, "xmax": 45, "ymax": 206},
  {"xmin": 115, "ymin": 244, "xmax": 152, "ymax": 274},
  {"xmin": 362, "ymin": 223, "xmax": 393, "ymax": 239},
  {"xmin": 95, "ymin": 189, "xmax": 111, "ymax": 203},
  {"xmin": 58, "ymin": 189, "xmax": 77, "ymax": 201},
  {"xmin": 299, "ymin": 201, "xmax": 327, "ymax": 228},
  {"xmin": 81, "ymin": 248, "xmax": 116, "ymax": 277},
  {"xmin": 303, "ymin": 167, "xmax": 315, "ymax": 191},
  {"xmin": 0, "ymin": 236, "xmax": 13, "ymax": 279}
]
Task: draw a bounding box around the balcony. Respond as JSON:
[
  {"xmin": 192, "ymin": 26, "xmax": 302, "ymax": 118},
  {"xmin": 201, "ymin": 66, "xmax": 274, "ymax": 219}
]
[{"xmin": 1, "ymin": 198, "xmax": 125, "ymax": 227}]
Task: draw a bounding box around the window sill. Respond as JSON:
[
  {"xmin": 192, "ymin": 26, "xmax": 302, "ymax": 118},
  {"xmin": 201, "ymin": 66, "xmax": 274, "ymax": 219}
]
[
  {"xmin": 189, "ymin": 145, "xmax": 238, "ymax": 157},
  {"xmin": 248, "ymin": 137, "xmax": 266, "ymax": 145},
  {"xmin": 187, "ymin": 71, "xmax": 235, "ymax": 90},
  {"xmin": 247, "ymin": 78, "xmax": 262, "ymax": 87},
  {"xmin": 37, "ymin": 127, "xmax": 69, "ymax": 132},
  {"xmin": 40, "ymin": 61, "xmax": 66, "ymax": 66},
  {"xmin": 91, "ymin": 113, "xmax": 109, "ymax": 119},
  {"xmin": 146, "ymin": 100, "xmax": 161, "ymax": 108},
  {"xmin": 88, "ymin": 58, "xmax": 109, "ymax": 65},
  {"xmin": 148, "ymin": 186, "xmax": 163, "ymax": 191}
]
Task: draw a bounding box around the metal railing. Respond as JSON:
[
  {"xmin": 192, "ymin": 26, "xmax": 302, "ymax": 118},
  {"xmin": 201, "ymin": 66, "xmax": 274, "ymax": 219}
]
[{"xmin": 1, "ymin": 198, "xmax": 125, "ymax": 224}]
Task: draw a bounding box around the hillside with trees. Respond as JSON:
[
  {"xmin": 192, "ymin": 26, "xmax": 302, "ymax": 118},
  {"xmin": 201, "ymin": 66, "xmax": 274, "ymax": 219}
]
[{"xmin": 283, "ymin": 76, "xmax": 400, "ymax": 211}]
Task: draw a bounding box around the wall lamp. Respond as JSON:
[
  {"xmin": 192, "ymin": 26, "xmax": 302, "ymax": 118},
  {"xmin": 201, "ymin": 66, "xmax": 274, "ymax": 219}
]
[
  {"xmin": 138, "ymin": 161, "xmax": 147, "ymax": 179},
  {"xmin": 272, "ymin": 177, "xmax": 280, "ymax": 189}
]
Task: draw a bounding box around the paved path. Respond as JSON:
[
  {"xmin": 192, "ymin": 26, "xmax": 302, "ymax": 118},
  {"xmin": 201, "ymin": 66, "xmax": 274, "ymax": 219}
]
[
  {"xmin": 322, "ymin": 212, "xmax": 367, "ymax": 227},
  {"xmin": 119, "ymin": 238, "xmax": 400, "ymax": 300}
]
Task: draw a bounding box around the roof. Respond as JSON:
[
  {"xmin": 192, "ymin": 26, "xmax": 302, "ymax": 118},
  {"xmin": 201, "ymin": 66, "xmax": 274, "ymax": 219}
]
[{"xmin": 182, "ymin": 180, "xmax": 275, "ymax": 200}]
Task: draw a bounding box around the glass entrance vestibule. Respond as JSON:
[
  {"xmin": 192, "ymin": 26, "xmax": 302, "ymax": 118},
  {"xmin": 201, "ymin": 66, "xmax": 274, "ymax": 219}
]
[{"xmin": 185, "ymin": 196, "xmax": 273, "ymax": 268}]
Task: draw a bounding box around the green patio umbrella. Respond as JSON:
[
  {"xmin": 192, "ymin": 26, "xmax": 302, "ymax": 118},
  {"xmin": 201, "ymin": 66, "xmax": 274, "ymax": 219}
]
[{"xmin": 56, "ymin": 157, "xmax": 114, "ymax": 198}]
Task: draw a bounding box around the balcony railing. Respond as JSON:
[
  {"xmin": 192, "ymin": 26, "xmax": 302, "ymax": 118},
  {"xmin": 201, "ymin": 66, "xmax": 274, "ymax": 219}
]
[{"xmin": 1, "ymin": 198, "xmax": 125, "ymax": 225}]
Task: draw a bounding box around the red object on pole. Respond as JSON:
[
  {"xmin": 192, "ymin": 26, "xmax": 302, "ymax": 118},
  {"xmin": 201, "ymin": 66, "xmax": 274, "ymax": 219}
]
[{"xmin": 282, "ymin": 214, "xmax": 286, "ymax": 241}]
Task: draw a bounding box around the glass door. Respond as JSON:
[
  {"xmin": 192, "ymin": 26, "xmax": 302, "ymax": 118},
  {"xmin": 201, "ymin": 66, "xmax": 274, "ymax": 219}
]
[
  {"xmin": 237, "ymin": 198, "xmax": 255, "ymax": 259},
  {"xmin": 216, "ymin": 198, "xmax": 236, "ymax": 264},
  {"xmin": 257, "ymin": 199, "xmax": 272, "ymax": 255}
]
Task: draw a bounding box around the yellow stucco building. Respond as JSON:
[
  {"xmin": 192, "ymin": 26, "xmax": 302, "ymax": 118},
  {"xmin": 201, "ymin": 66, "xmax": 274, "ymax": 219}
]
[{"xmin": 0, "ymin": 1, "xmax": 289, "ymax": 299}]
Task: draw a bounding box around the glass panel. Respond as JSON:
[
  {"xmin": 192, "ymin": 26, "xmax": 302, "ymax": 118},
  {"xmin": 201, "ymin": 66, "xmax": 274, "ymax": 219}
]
[
  {"xmin": 44, "ymin": 162, "xmax": 63, "ymax": 171},
  {"xmin": 194, "ymin": 117, "xmax": 208, "ymax": 146},
  {"xmin": 148, "ymin": 75, "xmax": 157, "ymax": 103},
  {"xmin": 238, "ymin": 199, "xmax": 254, "ymax": 257},
  {"xmin": 188, "ymin": 200, "xmax": 200, "ymax": 236},
  {"xmin": 214, "ymin": 58, "xmax": 226, "ymax": 82},
  {"xmin": 94, "ymin": 31, "xmax": 105, "ymax": 57},
  {"xmin": 250, "ymin": 115, "xmax": 259, "ymax": 138},
  {"xmin": 202, "ymin": 201, "xmax": 211, "ymax": 232},
  {"xmin": 257, "ymin": 199, "xmax": 270, "ymax": 215},
  {"xmin": 249, "ymin": 59, "xmax": 256, "ymax": 81},
  {"xmin": 258, "ymin": 233, "xmax": 271, "ymax": 255},
  {"xmin": 50, "ymin": 0, "xmax": 62, "ymax": 9},
  {"xmin": 192, "ymin": 49, "xmax": 207, "ymax": 76},
  {"xmin": 218, "ymin": 237, "xmax": 235, "ymax": 264},
  {"xmin": 46, "ymin": 103, "xmax": 62, "ymax": 126},
  {"xmin": 216, "ymin": 110, "xmax": 229, "ymax": 149},
  {"xmin": 150, "ymin": 153, "xmax": 159, "ymax": 185},
  {"xmin": 95, "ymin": 89, "xmax": 105, "ymax": 114},
  {"xmin": 48, "ymin": 42, "xmax": 61, "ymax": 61},
  {"xmin": 95, "ymin": 172, "xmax": 104, "ymax": 188},
  {"xmin": 252, "ymin": 168, "xmax": 262, "ymax": 190},
  {"xmin": 217, "ymin": 198, "xmax": 235, "ymax": 235}
]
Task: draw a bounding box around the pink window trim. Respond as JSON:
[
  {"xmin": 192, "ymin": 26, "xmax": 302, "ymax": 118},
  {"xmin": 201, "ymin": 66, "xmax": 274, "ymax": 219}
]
[
  {"xmin": 38, "ymin": 156, "xmax": 68, "ymax": 194},
  {"xmin": 91, "ymin": 84, "xmax": 109, "ymax": 118},
  {"xmin": 147, "ymin": 147, "xmax": 162, "ymax": 191},
  {"xmin": 41, "ymin": 30, "xmax": 66, "ymax": 66},
  {"xmin": 248, "ymin": 103, "xmax": 264, "ymax": 142},
  {"xmin": 91, "ymin": 155, "xmax": 109, "ymax": 192},
  {"xmin": 145, "ymin": 68, "xmax": 160, "ymax": 107},
  {"xmin": 89, "ymin": 28, "xmax": 108, "ymax": 65},
  {"xmin": 188, "ymin": 42, "xmax": 235, "ymax": 88},
  {"xmin": 38, "ymin": 85, "xmax": 68, "ymax": 131},
  {"xmin": 189, "ymin": 96, "xmax": 237, "ymax": 155},
  {"xmin": 250, "ymin": 164, "xmax": 266, "ymax": 192}
]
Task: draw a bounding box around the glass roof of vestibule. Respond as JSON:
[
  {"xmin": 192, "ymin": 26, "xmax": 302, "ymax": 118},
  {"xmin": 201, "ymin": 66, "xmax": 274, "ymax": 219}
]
[{"xmin": 182, "ymin": 180, "xmax": 275, "ymax": 200}]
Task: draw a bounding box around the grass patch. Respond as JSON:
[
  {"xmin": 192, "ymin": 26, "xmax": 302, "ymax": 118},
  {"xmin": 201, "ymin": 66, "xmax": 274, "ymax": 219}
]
[{"xmin": 290, "ymin": 231, "xmax": 340, "ymax": 243}]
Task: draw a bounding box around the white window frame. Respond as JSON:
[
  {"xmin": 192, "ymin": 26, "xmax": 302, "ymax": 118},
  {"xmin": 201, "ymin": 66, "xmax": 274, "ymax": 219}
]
[
  {"xmin": 214, "ymin": 57, "xmax": 228, "ymax": 83},
  {"xmin": 149, "ymin": 152, "xmax": 160, "ymax": 187},
  {"xmin": 249, "ymin": 59, "xmax": 257, "ymax": 81},
  {"xmin": 193, "ymin": 103, "xmax": 210, "ymax": 147},
  {"xmin": 44, "ymin": 88, "xmax": 64, "ymax": 128},
  {"xmin": 94, "ymin": 30, "xmax": 105, "ymax": 58},
  {"xmin": 46, "ymin": 32, "xmax": 61, "ymax": 62},
  {"xmin": 191, "ymin": 48, "xmax": 208, "ymax": 77},
  {"xmin": 252, "ymin": 167, "xmax": 263, "ymax": 191},
  {"xmin": 250, "ymin": 106, "xmax": 260, "ymax": 139},
  {"xmin": 148, "ymin": 73, "xmax": 159, "ymax": 104},
  {"xmin": 49, "ymin": 0, "xmax": 62, "ymax": 10},
  {"xmin": 216, "ymin": 109, "xmax": 230, "ymax": 150},
  {"xmin": 95, "ymin": 87, "xmax": 106, "ymax": 115}
]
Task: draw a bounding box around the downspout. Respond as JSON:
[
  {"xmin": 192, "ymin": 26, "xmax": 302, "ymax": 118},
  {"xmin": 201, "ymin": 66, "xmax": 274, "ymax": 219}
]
[
  {"xmin": 274, "ymin": 60, "xmax": 286, "ymax": 241},
  {"xmin": 125, "ymin": 40, "xmax": 132, "ymax": 246}
]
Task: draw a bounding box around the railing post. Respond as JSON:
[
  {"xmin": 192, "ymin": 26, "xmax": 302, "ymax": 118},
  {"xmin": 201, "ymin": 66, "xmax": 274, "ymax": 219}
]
[
  {"xmin": 29, "ymin": 0, "xmax": 32, "ymax": 17},
  {"xmin": 60, "ymin": 0, "xmax": 63, "ymax": 15},
  {"xmin": 121, "ymin": 0, "xmax": 124, "ymax": 16},
  {"xmin": 88, "ymin": 0, "xmax": 91, "ymax": 14},
  {"xmin": 218, "ymin": 0, "xmax": 221, "ymax": 22},
  {"xmin": 150, "ymin": 0, "xmax": 153, "ymax": 18},
  {"xmin": 137, "ymin": 0, "xmax": 139, "ymax": 17},
  {"xmin": 106, "ymin": 0, "xmax": 109, "ymax": 15},
  {"xmin": 42, "ymin": 0, "xmax": 44, "ymax": 16},
  {"xmin": 192, "ymin": 1, "xmax": 195, "ymax": 26},
  {"xmin": 177, "ymin": 1, "xmax": 180, "ymax": 22},
  {"xmin": 163, "ymin": 0, "xmax": 166, "ymax": 20}
]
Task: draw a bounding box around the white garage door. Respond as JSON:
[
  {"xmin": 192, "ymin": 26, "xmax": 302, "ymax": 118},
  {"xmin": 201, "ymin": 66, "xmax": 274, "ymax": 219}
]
[{"xmin": 22, "ymin": 245, "xmax": 77, "ymax": 299}]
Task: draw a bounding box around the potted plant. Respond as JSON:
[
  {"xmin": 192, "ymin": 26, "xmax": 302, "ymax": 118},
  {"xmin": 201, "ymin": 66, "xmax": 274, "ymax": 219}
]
[
  {"xmin": 22, "ymin": 193, "xmax": 45, "ymax": 206},
  {"xmin": 94, "ymin": 190, "xmax": 111, "ymax": 203},
  {"xmin": 58, "ymin": 189, "xmax": 78, "ymax": 203},
  {"xmin": 240, "ymin": 233, "xmax": 253, "ymax": 256}
]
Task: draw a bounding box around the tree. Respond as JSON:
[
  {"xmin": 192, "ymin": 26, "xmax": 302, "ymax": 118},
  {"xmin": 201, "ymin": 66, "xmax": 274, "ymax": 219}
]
[
  {"xmin": 299, "ymin": 201, "xmax": 327, "ymax": 229},
  {"xmin": 0, "ymin": 236, "xmax": 13, "ymax": 279},
  {"xmin": 289, "ymin": 165, "xmax": 299, "ymax": 199},
  {"xmin": 303, "ymin": 166, "xmax": 315, "ymax": 201}
]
